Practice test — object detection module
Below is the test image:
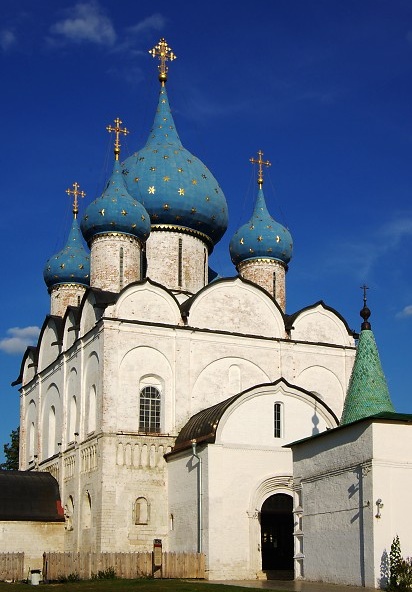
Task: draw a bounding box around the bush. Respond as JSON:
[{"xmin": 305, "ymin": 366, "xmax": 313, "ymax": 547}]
[
  {"xmin": 388, "ymin": 536, "xmax": 412, "ymax": 591},
  {"xmin": 91, "ymin": 567, "xmax": 116, "ymax": 580}
]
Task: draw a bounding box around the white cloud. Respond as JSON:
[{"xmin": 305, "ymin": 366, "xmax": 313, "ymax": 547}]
[
  {"xmin": 50, "ymin": 1, "xmax": 116, "ymax": 46},
  {"xmin": 0, "ymin": 29, "xmax": 16, "ymax": 52},
  {"xmin": 126, "ymin": 13, "xmax": 166, "ymax": 36},
  {"xmin": 396, "ymin": 305, "xmax": 412, "ymax": 319},
  {"xmin": 0, "ymin": 326, "xmax": 40, "ymax": 355}
]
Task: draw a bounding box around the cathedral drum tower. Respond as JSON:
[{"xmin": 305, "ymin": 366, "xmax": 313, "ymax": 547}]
[{"xmin": 122, "ymin": 39, "xmax": 228, "ymax": 295}]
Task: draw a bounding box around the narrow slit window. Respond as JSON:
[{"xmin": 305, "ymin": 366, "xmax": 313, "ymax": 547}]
[
  {"xmin": 274, "ymin": 402, "xmax": 282, "ymax": 438},
  {"xmin": 273, "ymin": 272, "xmax": 276, "ymax": 298},
  {"xmin": 178, "ymin": 238, "xmax": 183, "ymax": 287},
  {"xmin": 119, "ymin": 247, "xmax": 124, "ymax": 290}
]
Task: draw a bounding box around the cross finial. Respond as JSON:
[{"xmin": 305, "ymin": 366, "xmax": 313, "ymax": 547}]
[
  {"xmin": 149, "ymin": 38, "xmax": 176, "ymax": 85},
  {"xmin": 106, "ymin": 117, "xmax": 129, "ymax": 161},
  {"xmin": 66, "ymin": 182, "xmax": 86, "ymax": 218},
  {"xmin": 360, "ymin": 284, "xmax": 371, "ymax": 330},
  {"xmin": 361, "ymin": 284, "xmax": 369, "ymax": 307},
  {"xmin": 250, "ymin": 150, "xmax": 271, "ymax": 187}
]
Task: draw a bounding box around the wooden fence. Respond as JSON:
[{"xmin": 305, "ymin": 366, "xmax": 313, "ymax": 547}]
[
  {"xmin": 0, "ymin": 553, "xmax": 24, "ymax": 581},
  {"xmin": 43, "ymin": 551, "xmax": 205, "ymax": 580}
]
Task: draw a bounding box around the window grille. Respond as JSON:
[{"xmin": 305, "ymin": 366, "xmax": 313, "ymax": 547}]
[
  {"xmin": 274, "ymin": 402, "xmax": 282, "ymax": 438},
  {"xmin": 139, "ymin": 386, "xmax": 161, "ymax": 433}
]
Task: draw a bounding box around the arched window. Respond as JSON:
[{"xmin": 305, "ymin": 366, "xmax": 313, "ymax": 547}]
[
  {"xmin": 48, "ymin": 406, "xmax": 56, "ymax": 457},
  {"xmin": 68, "ymin": 395, "xmax": 77, "ymax": 443},
  {"xmin": 82, "ymin": 491, "xmax": 92, "ymax": 529},
  {"xmin": 134, "ymin": 497, "xmax": 149, "ymax": 525},
  {"xmin": 65, "ymin": 495, "xmax": 74, "ymax": 531},
  {"xmin": 87, "ymin": 385, "xmax": 97, "ymax": 434},
  {"xmin": 29, "ymin": 421, "xmax": 35, "ymax": 460},
  {"xmin": 274, "ymin": 402, "xmax": 283, "ymax": 438},
  {"xmin": 139, "ymin": 386, "xmax": 161, "ymax": 433}
]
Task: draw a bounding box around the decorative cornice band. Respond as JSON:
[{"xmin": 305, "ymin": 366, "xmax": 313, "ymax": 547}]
[{"xmin": 151, "ymin": 224, "xmax": 213, "ymax": 251}]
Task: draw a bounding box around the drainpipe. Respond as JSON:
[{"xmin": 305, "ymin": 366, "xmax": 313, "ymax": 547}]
[{"xmin": 191, "ymin": 439, "xmax": 202, "ymax": 553}]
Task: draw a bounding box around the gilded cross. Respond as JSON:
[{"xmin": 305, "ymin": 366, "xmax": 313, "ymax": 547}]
[
  {"xmin": 149, "ymin": 38, "xmax": 176, "ymax": 84},
  {"xmin": 66, "ymin": 182, "xmax": 86, "ymax": 218},
  {"xmin": 250, "ymin": 150, "xmax": 271, "ymax": 187},
  {"xmin": 106, "ymin": 117, "xmax": 129, "ymax": 161}
]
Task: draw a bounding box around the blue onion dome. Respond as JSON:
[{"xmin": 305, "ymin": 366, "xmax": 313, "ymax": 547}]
[
  {"xmin": 80, "ymin": 159, "xmax": 151, "ymax": 245},
  {"xmin": 44, "ymin": 215, "xmax": 90, "ymax": 290},
  {"xmin": 121, "ymin": 43, "xmax": 228, "ymax": 250},
  {"xmin": 229, "ymin": 186, "xmax": 293, "ymax": 267}
]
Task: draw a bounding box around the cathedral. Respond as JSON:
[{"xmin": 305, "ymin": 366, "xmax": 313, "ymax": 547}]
[{"xmin": 13, "ymin": 39, "xmax": 408, "ymax": 586}]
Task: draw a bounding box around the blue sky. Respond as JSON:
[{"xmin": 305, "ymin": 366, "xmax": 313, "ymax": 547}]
[{"xmin": 1, "ymin": 0, "xmax": 412, "ymax": 458}]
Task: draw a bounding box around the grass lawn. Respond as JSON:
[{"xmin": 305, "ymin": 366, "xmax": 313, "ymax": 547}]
[{"xmin": 0, "ymin": 579, "xmax": 261, "ymax": 592}]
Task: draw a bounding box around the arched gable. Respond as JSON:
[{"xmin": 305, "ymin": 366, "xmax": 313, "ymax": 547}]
[
  {"xmin": 79, "ymin": 292, "xmax": 101, "ymax": 337},
  {"xmin": 118, "ymin": 346, "xmax": 173, "ymax": 433},
  {"xmin": 37, "ymin": 317, "xmax": 63, "ymax": 372},
  {"xmin": 289, "ymin": 302, "xmax": 355, "ymax": 346},
  {"xmin": 297, "ymin": 365, "xmax": 346, "ymax": 418},
  {"xmin": 187, "ymin": 278, "xmax": 285, "ymax": 337},
  {"xmin": 109, "ymin": 280, "xmax": 181, "ymax": 326},
  {"xmin": 19, "ymin": 347, "xmax": 38, "ymax": 386},
  {"xmin": 62, "ymin": 307, "xmax": 80, "ymax": 351},
  {"xmin": 173, "ymin": 378, "xmax": 337, "ymax": 453},
  {"xmin": 215, "ymin": 380, "xmax": 338, "ymax": 447},
  {"xmin": 190, "ymin": 356, "xmax": 271, "ymax": 417}
]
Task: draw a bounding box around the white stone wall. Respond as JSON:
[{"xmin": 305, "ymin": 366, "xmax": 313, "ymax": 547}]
[
  {"xmin": 145, "ymin": 231, "xmax": 208, "ymax": 294},
  {"xmin": 238, "ymin": 259, "xmax": 286, "ymax": 311},
  {"xmin": 90, "ymin": 234, "xmax": 142, "ymax": 292},
  {"xmin": 291, "ymin": 421, "xmax": 412, "ymax": 588},
  {"xmin": 50, "ymin": 285, "xmax": 87, "ymax": 317},
  {"xmin": 0, "ymin": 522, "xmax": 64, "ymax": 574}
]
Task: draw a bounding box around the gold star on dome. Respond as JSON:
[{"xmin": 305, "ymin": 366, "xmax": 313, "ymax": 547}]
[
  {"xmin": 148, "ymin": 186, "xmax": 156, "ymax": 194},
  {"xmin": 150, "ymin": 167, "xmax": 156, "ymax": 171},
  {"xmin": 187, "ymin": 159, "xmax": 192, "ymax": 163},
  {"xmin": 163, "ymin": 204, "xmax": 170, "ymax": 210},
  {"xmin": 163, "ymin": 155, "xmax": 169, "ymax": 159},
  {"xmin": 191, "ymin": 208, "xmax": 197, "ymax": 214},
  {"xmin": 191, "ymin": 179, "xmax": 197, "ymax": 185},
  {"xmin": 240, "ymin": 238, "xmax": 244, "ymax": 245},
  {"xmin": 141, "ymin": 215, "xmax": 146, "ymax": 221},
  {"xmin": 250, "ymin": 224, "xmax": 255, "ymax": 230},
  {"xmin": 257, "ymin": 236, "xmax": 263, "ymax": 242},
  {"xmin": 202, "ymin": 174, "xmax": 207, "ymax": 179},
  {"xmin": 135, "ymin": 177, "xmax": 140, "ymax": 183},
  {"xmin": 163, "ymin": 176, "xmax": 170, "ymax": 182},
  {"xmin": 131, "ymin": 224, "xmax": 137, "ymax": 229},
  {"xmin": 121, "ymin": 210, "xmax": 127, "ymax": 216},
  {"xmin": 276, "ymin": 236, "xmax": 281, "ymax": 243},
  {"xmin": 178, "ymin": 188, "xmax": 185, "ymax": 195},
  {"xmin": 178, "ymin": 167, "xmax": 183, "ymax": 173},
  {"xmin": 79, "ymin": 264, "xmax": 84, "ymax": 270},
  {"xmin": 60, "ymin": 263, "xmax": 65, "ymax": 269},
  {"xmin": 99, "ymin": 209, "xmax": 105, "ymax": 216}
]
